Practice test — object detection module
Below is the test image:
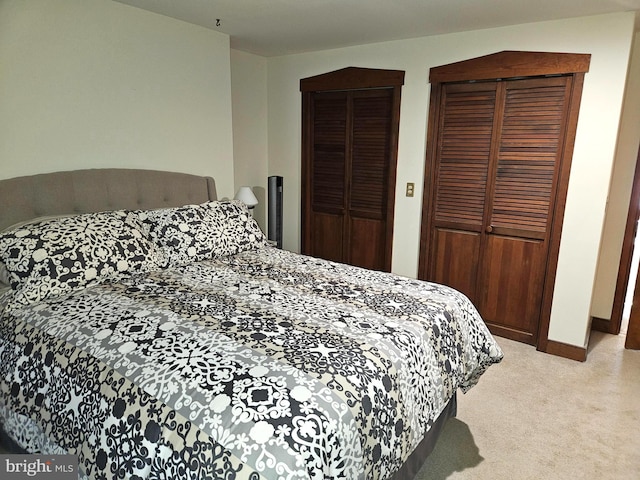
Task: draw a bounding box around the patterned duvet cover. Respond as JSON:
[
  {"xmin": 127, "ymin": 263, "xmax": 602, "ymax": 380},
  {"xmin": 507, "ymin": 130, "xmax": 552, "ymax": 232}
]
[{"xmin": 1, "ymin": 246, "xmax": 502, "ymax": 479}]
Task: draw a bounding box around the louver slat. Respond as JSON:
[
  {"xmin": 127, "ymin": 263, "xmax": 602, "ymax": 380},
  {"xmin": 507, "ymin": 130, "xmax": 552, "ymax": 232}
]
[
  {"xmin": 312, "ymin": 94, "xmax": 347, "ymax": 212},
  {"xmin": 351, "ymin": 91, "xmax": 393, "ymax": 217},
  {"xmin": 434, "ymin": 85, "xmax": 496, "ymax": 230},
  {"xmin": 491, "ymin": 79, "xmax": 568, "ymax": 237}
]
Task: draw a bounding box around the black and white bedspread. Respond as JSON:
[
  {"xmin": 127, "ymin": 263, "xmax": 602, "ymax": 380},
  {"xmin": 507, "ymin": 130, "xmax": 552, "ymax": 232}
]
[
  {"xmin": 0, "ymin": 246, "xmax": 502, "ymax": 480},
  {"xmin": 0, "ymin": 199, "xmax": 502, "ymax": 480}
]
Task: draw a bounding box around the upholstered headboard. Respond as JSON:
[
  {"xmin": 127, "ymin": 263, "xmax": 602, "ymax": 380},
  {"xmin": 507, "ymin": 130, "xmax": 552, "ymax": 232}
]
[{"xmin": 0, "ymin": 169, "xmax": 217, "ymax": 231}]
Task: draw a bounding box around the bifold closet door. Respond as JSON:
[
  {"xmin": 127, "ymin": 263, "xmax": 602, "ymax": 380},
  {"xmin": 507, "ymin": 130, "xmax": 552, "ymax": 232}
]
[
  {"xmin": 427, "ymin": 76, "xmax": 573, "ymax": 344},
  {"xmin": 303, "ymin": 88, "xmax": 395, "ymax": 271},
  {"xmin": 427, "ymin": 82, "xmax": 497, "ymax": 303}
]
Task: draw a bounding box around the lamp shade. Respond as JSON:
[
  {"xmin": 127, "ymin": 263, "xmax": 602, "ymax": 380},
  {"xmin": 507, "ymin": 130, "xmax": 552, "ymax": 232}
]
[{"xmin": 234, "ymin": 186, "xmax": 258, "ymax": 208}]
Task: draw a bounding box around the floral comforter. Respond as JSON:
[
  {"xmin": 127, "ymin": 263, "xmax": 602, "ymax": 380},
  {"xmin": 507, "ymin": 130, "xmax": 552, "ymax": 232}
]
[{"xmin": 0, "ymin": 246, "xmax": 502, "ymax": 480}]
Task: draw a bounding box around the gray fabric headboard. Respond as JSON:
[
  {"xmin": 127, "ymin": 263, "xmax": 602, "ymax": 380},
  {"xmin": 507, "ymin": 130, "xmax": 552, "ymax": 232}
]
[{"xmin": 0, "ymin": 169, "xmax": 217, "ymax": 231}]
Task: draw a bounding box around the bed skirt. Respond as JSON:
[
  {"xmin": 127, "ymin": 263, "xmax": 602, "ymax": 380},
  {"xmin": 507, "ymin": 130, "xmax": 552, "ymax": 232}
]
[
  {"xmin": 389, "ymin": 393, "xmax": 457, "ymax": 479},
  {"xmin": 0, "ymin": 394, "xmax": 457, "ymax": 479}
]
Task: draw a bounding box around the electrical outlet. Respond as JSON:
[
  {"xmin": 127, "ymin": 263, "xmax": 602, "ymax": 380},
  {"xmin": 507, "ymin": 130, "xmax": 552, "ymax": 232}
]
[{"xmin": 406, "ymin": 182, "xmax": 415, "ymax": 197}]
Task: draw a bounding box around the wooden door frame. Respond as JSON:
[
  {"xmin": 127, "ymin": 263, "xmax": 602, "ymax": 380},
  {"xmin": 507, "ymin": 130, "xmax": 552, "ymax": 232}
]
[
  {"xmin": 300, "ymin": 67, "xmax": 405, "ymax": 271},
  {"xmin": 625, "ymin": 250, "xmax": 640, "ymax": 348},
  {"xmin": 418, "ymin": 51, "xmax": 591, "ymax": 356},
  {"xmin": 598, "ymin": 146, "xmax": 640, "ymax": 337}
]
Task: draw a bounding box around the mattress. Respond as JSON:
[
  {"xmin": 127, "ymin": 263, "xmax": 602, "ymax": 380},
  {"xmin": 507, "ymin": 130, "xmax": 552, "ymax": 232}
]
[{"xmin": 0, "ymin": 200, "xmax": 502, "ymax": 479}]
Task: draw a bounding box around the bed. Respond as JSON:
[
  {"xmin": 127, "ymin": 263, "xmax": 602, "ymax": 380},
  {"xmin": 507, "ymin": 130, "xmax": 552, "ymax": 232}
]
[{"xmin": 0, "ymin": 168, "xmax": 503, "ymax": 480}]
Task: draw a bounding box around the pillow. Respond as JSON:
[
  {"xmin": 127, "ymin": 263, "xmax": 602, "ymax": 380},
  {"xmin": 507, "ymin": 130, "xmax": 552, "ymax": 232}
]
[
  {"xmin": 0, "ymin": 210, "xmax": 167, "ymax": 308},
  {"xmin": 0, "ymin": 214, "xmax": 70, "ymax": 288},
  {"xmin": 139, "ymin": 200, "xmax": 267, "ymax": 266}
]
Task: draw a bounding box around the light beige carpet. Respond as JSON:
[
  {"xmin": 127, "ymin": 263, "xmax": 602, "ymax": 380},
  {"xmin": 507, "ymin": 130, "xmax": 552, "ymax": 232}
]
[{"xmin": 415, "ymin": 330, "xmax": 640, "ymax": 479}]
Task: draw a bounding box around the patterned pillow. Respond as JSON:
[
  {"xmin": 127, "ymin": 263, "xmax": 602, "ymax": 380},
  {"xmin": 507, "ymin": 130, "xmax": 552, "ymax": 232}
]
[
  {"xmin": 139, "ymin": 200, "xmax": 267, "ymax": 266},
  {"xmin": 0, "ymin": 210, "xmax": 167, "ymax": 308}
]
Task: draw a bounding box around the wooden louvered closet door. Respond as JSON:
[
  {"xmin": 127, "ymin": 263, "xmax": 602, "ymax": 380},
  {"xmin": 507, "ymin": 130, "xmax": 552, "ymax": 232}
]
[
  {"xmin": 306, "ymin": 91, "xmax": 348, "ymax": 263},
  {"xmin": 426, "ymin": 76, "xmax": 574, "ymax": 344},
  {"xmin": 301, "ymin": 72, "xmax": 402, "ymax": 272},
  {"xmin": 306, "ymin": 88, "xmax": 393, "ymax": 270}
]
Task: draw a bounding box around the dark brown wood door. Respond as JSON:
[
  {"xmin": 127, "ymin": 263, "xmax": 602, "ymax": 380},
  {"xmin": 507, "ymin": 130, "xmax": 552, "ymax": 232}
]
[
  {"xmin": 428, "ymin": 82, "xmax": 496, "ymax": 302},
  {"xmin": 303, "ymin": 88, "xmax": 397, "ymax": 271},
  {"xmin": 626, "ymin": 269, "xmax": 640, "ymax": 349},
  {"xmin": 427, "ymin": 76, "xmax": 573, "ymax": 344},
  {"xmin": 306, "ymin": 91, "xmax": 347, "ymax": 263}
]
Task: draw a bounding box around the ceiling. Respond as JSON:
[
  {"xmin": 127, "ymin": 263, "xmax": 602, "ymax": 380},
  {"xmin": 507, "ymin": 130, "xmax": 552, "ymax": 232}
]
[{"xmin": 115, "ymin": 0, "xmax": 640, "ymax": 57}]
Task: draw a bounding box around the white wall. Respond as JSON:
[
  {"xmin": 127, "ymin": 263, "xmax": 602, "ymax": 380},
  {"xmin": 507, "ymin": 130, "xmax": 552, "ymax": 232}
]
[
  {"xmin": 0, "ymin": 0, "xmax": 235, "ymax": 198},
  {"xmin": 3, "ymin": 1, "xmax": 634, "ymax": 350},
  {"xmin": 264, "ymin": 12, "xmax": 635, "ymax": 348},
  {"xmin": 231, "ymin": 50, "xmax": 268, "ymax": 231},
  {"xmin": 591, "ymin": 33, "xmax": 640, "ymax": 321}
]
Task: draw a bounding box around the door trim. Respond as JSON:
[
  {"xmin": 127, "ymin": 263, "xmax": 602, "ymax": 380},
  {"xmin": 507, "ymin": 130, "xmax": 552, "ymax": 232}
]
[
  {"xmin": 603, "ymin": 144, "xmax": 640, "ymax": 336},
  {"xmin": 535, "ymin": 72, "xmax": 587, "ymax": 353}
]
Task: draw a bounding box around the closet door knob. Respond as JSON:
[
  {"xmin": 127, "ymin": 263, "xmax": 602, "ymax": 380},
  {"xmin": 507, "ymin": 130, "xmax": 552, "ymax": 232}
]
[{"xmin": 486, "ymin": 225, "xmax": 493, "ymax": 233}]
